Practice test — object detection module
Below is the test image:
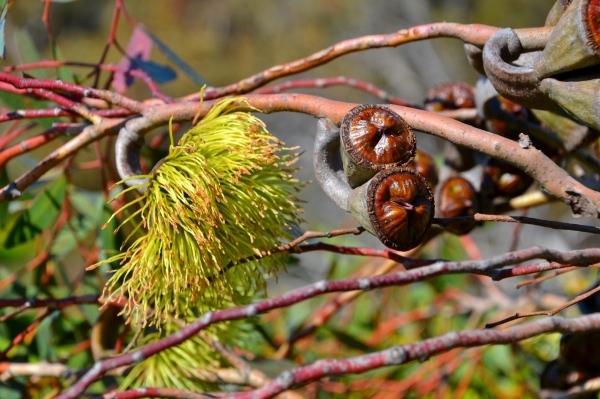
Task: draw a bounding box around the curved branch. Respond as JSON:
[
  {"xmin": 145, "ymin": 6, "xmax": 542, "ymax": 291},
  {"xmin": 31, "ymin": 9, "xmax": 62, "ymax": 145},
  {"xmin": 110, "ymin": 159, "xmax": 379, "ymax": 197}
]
[
  {"xmin": 0, "ymin": 118, "xmax": 124, "ymax": 202},
  {"xmin": 113, "ymin": 93, "xmax": 600, "ymax": 217},
  {"xmin": 199, "ymin": 24, "xmax": 552, "ymax": 100},
  {"xmin": 56, "ymin": 246, "xmax": 600, "ymax": 398},
  {"xmin": 227, "ymin": 314, "xmax": 600, "ymax": 399}
]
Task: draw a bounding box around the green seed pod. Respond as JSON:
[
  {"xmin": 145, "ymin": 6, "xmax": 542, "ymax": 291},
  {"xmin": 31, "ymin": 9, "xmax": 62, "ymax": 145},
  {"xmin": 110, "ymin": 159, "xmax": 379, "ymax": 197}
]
[{"xmin": 534, "ymin": 0, "xmax": 600, "ymax": 79}]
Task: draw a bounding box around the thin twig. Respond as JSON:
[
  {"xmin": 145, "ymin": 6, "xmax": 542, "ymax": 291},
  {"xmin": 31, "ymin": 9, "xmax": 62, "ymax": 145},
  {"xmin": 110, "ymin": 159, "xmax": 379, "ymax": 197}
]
[
  {"xmin": 491, "ymin": 262, "xmax": 577, "ymax": 281},
  {"xmin": 197, "ymin": 24, "xmax": 550, "ymax": 100},
  {"xmin": 516, "ymin": 267, "xmax": 581, "ymax": 288},
  {"xmin": 485, "ymin": 283, "xmax": 600, "ymax": 329},
  {"xmin": 434, "ymin": 213, "xmax": 600, "ymax": 235}
]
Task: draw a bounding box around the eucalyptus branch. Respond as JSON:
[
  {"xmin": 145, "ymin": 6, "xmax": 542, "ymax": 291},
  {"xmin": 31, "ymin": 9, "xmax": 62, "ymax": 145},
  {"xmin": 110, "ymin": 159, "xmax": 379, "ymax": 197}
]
[
  {"xmin": 295, "ymin": 242, "xmax": 436, "ymax": 268},
  {"xmin": 225, "ymin": 314, "xmax": 600, "ymax": 399},
  {"xmin": 515, "ymin": 267, "xmax": 581, "ymax": 289},
  {"xmin": 0, "ymin": 127, "xmax": 77, "ymax": 167},
  {"xmin": 254, "ymin": 76, "xmax": 416, "ymax": 107},
  {"xmin": 4, "ymin": 60, "xmax": 172, "ymax": 103},
  {"xmin": 30, "ymin": 88, "xmax": 102, "ymax": 124},
  {"xmin": 434, "ymin": 213, "xmax": 600, "ymax": 235},
  {"xmin": 57, "ymin": 246, "xmax": 600, "ymax": 398},
  {"xmin": 0, "ymin": 72, "xmax": 146, "ymax": 113},
  {"xmin": 0, "ymin": 117, "xmax": 123, "ymax": 201},
  {"xmin": 112, "ymin": 94, "xmax": 600, "ymax": 218},
  {"xmin": 198, "ymin": 24, "xmax": 552, "ymax": 100},
  {"xmin": 491, "ymin": 262, "xmax": 578, "ymax": 281}
]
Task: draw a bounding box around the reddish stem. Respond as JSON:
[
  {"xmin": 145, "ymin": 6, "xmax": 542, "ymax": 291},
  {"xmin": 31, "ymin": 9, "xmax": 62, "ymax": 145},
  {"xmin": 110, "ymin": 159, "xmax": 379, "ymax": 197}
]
[
  {"xmin": 0, "ymin": 72, "xmax": 145, "ymax": 112},
  {"xmin": 0, "ymin": 128, "xmax": 65, "ymax": 167},
  {"xmin": 56, "ymin": 246, "xmax": 600, "ymax": 398},
  {"xmin": 254, "ymin": 76, "xmax": 416, "ymax": 107}
]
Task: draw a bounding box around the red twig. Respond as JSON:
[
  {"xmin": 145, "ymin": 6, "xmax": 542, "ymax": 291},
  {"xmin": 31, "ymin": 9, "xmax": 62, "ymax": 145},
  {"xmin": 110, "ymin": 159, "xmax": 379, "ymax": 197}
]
[
  {"xmin": 0, "ymin": 122, "xmax": 36, "ymax": 149},
  {"xmin": 0, "ymin": 295, "xmax": 123, "ymax": 309},
  {"xmin": 198, "ymin": 24, "xmax": 551, "ymax": 100},
  {"xmin": 296, "ymin": 242, "xmax": 436, "ymax": 268},
  {"xmin": 5, "ymin": 60, "xmax": 172, "ymax": 103},
  {"xmin": 0, "ymin": 72, "xmax": 145, "ymax": 112},
  {"xmin": 42, "ymin": 0, "xmax": 55, "ymax": 50},
  {"xmin": 254, "ymin": 76, "xmax": 416, "ymax": 107},
  {"xmin": 491, "ymin": 262, "xmax": 578, "ymax": 281},
  {"xmin": 0, "ymin": 128, "xmax": 66, "ymax": 167},
  {"xmin": 57, "ymin": 246, "xmax": 600, "ymax": 398},
  {"xmin": 0, "ymin": 107, "xmax": 133, "ymax": 124},
  {"xmin": 515, "ymin": 266, "xmax": 581, "ymax": 288}
]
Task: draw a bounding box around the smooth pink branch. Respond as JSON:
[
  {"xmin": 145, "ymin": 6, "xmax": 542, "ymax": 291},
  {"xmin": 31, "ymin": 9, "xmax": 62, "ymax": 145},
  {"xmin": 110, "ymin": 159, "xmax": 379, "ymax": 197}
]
[
  {"xmin": 56, "ymin": 246, "xmax": 600, "ymax": 399},
  {"xmin": 198, "ymin": 24, "xmax": 551, "ymax": 100},
  {"xmin": 253, "ymin": 76, "xmax": 416, "ymax": 107},
  {"xmin": 226, "ymin": 314, "xmax": 600, "ymax": 399}
]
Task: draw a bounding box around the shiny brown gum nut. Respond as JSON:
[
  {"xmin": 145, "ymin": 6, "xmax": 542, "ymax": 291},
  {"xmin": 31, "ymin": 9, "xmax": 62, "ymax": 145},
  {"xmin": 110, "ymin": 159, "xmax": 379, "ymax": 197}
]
[
  {"xmin": 367, "ymin": 168, "xmax": 434, "ymax": 251},
  {"xmin": 407, "ymin": 149, "xmax": 439, "ymax": 190},
  {"xmin": 439, "ymin": 177, "xmax": 479, "ymax": 235},
  {"xmin": 341, "ymin": 104, "xmax": 416, "ymax": 170},
  {"xmin": 484, "ymin": 160, "xmax": 534, "ymax": 198},
  {"xmin": 424, "ymin": 82, "xmax": 476, "ymax": 112}
]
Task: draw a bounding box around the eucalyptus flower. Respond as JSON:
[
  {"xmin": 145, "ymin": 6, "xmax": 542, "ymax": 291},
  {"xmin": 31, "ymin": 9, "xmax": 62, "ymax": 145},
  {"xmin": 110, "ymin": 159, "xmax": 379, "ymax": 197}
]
[{"xmin": 93, "ymin": 98, "xmax": 303, "ymax": 327}]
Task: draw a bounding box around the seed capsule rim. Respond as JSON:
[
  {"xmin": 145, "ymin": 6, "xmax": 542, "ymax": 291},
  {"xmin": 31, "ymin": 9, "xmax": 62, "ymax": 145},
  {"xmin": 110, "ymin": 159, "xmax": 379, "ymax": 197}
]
[{"xmin": 341, "ymin": 104, "xmax": 416, "ymax": 171}]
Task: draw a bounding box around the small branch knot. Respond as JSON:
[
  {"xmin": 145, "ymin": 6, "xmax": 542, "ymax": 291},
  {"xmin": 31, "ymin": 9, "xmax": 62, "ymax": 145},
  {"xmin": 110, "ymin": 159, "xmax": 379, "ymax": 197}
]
[{"xmin": 518, "ymin": 133, "xmax": 532, "ymax": 149}]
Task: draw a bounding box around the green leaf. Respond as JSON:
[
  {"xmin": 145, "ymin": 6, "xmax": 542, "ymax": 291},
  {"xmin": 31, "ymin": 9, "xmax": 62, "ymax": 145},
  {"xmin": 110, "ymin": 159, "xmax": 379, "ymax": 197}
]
[
  {"xmin": 51, "ymin": 189, "xmax": 103, "ymax": 258},
  {"xmin": 53, "ymin": 45, "xmax": 75, "ymax": 83},
  {"xmin": 35, "ymin": 312, "xmax": 58, "ymax": 361},
  {"xmin": 16, "ymin": 29, "xmax": 46, "ymax": 79},
  {"xmin": 0, "ymin": 0, "xmax": 9, "ymax": 59},
  {"xmin": 0, "ymin": 91, "xmax": 53, "ymax": 129},
  {"xmin": 4, "ymin": 176, "xmax": 67, "ymax": 248},
  {"xmin": 140, "ymin": 25, "xmax": 208, "ymax": 86}
]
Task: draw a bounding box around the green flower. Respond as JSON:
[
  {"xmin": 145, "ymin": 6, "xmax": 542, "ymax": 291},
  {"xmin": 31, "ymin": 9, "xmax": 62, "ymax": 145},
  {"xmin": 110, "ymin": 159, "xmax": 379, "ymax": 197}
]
[{"xmin": 93, "ymin": 97, "xmax": 303, "ymax": 327}]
